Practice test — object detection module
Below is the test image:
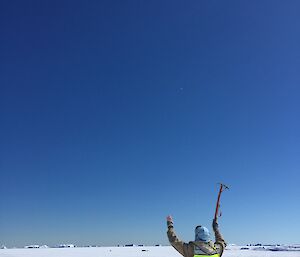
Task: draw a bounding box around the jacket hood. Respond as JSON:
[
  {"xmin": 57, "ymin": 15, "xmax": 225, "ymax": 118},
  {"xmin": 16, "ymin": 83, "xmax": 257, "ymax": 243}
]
[{"xmin": 195, "ymin": 226, "xmax": 211, "ymax": 242}]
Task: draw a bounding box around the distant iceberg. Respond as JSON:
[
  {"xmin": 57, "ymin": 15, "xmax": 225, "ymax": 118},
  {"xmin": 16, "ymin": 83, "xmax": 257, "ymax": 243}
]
[
  {"xmin": 25, "ymin": 245, "xmax": 39, "ymax": 249},
  {"xmin": 226, "ymin": 244, "xmax": 300, "ymax": 252},
  {"xmin": 269, "ymin": 245, "xmax": 300, "ymax": 251}
]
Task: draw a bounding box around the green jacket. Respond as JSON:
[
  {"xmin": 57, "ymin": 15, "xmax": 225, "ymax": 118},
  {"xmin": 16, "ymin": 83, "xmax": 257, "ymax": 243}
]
[{"xmin": 167, "ymin": 220, "xmax": 226, "ymax": 257}]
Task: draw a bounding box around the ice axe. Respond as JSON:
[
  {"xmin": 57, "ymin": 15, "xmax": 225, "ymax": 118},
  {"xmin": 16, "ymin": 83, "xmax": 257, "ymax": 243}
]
[{"xmin": 214, "ymin": 183, "xmax": 229, "ymax": 220}]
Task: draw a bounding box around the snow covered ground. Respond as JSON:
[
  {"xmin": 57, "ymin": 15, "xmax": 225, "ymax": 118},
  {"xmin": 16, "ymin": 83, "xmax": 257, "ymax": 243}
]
[{"xmin": 1, "ymin": 246, "xmax": 300, "ymax": 257}]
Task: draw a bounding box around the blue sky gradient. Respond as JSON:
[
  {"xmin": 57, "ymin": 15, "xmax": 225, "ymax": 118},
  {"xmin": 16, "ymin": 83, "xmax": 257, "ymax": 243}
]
[{"xmin": 1, "ymin": 0, "xmax": 300, "ymax": 247}]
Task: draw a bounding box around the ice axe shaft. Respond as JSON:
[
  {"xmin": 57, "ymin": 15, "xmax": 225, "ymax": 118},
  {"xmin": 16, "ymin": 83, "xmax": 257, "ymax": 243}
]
[{"xmin": 214, "ymin": 183, "xmax": 229, "ymax": 220}]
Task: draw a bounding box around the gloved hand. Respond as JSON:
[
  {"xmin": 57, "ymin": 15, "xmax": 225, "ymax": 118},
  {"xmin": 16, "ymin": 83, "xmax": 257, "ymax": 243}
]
[
  {"xmin": 212, "ymin": 218, "xmax": 219, "ymax": 229},
  {"xmin": 166, "ymin": 215, "xmax": 174, "ymax": 228},
  {"xmin": 166, "ymin": 215, "xmax": 173, "ymax": 222}
]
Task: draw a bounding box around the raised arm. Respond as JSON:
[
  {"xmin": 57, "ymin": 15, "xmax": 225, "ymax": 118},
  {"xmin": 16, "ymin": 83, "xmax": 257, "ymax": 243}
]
[
  {"xmin": 166, "ymin": 215, "xmax": 185, "ymax": 256},
  {"xmin": 212, "ymin": 218, "xmax": 227, "ymax": 255}
]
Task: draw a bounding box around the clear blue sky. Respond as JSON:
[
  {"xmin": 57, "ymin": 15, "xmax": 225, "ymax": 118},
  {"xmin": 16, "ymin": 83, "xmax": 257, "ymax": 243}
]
[{"xmin": 1, "ymin": 0, "xmax": 300, "ymax": 248}]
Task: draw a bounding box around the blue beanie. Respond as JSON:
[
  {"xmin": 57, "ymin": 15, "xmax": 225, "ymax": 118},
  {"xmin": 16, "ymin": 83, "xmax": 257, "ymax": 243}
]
[{"xmin": 195, "ymin": 226, "xmax": 211, "ymax": 242}]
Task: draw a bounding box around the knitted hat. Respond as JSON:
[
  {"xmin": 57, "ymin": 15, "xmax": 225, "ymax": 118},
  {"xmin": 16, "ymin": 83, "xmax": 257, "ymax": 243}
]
[{"xmin": 195, "ymin": 226, "xmax": 211, "ymax": 242}]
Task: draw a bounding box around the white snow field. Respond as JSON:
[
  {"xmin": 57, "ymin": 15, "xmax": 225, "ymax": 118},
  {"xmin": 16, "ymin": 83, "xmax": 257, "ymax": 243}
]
[{"xmin": 1, "ymin": 246, "xmax": 300, "ymax": 257}]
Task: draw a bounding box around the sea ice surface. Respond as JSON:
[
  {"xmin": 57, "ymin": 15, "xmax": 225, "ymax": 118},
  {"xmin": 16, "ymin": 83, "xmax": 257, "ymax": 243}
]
[{"xmin": 0, "ymin": 246, "xmax": 299, "ymax": 257}]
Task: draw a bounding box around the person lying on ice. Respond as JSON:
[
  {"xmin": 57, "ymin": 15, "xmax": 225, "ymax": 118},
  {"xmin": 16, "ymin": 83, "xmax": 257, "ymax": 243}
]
[{"xmin": 166, "ymin": 215, "xmax": 226, "ymax": 257}]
